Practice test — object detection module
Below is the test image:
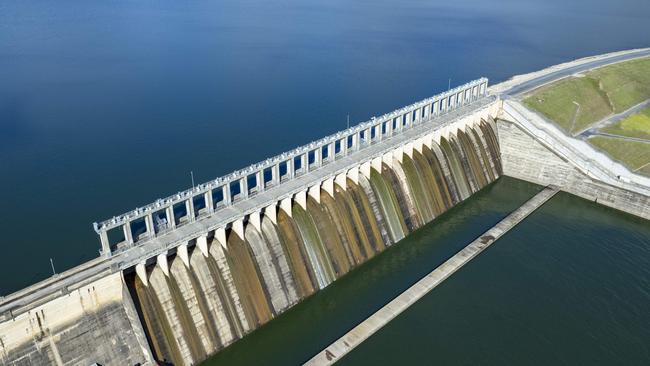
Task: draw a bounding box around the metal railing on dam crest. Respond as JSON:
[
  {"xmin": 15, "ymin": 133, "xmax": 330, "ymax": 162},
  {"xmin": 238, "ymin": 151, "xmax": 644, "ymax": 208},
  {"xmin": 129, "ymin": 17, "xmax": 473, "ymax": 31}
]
[{"xmin": 94, "ymin": 78, "xmax": 489, "ymax": 258}]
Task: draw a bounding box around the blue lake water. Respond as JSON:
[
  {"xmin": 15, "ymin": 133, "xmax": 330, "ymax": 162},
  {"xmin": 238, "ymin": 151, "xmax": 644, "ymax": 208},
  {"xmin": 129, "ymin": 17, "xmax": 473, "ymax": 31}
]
[{"xmin": 0, "ymin": 0, "xmax": 649, "ymax": 294}]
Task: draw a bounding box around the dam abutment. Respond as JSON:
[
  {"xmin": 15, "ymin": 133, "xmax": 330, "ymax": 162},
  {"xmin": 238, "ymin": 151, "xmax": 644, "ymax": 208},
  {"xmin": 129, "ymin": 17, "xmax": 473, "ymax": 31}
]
[{"xmin": 497, "ymin": 104, "xmax": 650, "ymax": 220}]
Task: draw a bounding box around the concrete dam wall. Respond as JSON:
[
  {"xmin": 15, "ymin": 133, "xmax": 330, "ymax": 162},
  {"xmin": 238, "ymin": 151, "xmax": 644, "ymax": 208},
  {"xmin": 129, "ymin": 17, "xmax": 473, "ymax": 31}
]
[
  {"xmin": 128, "ymin": 119, "xmax": 503, "ymax": 366},
  {"xmin": 3, "ymin": 53, "xmax": 649, "ymax": 365},
  {"xmin": 0, "ymin": 79, "xmax": 498, "ymax": 366}
]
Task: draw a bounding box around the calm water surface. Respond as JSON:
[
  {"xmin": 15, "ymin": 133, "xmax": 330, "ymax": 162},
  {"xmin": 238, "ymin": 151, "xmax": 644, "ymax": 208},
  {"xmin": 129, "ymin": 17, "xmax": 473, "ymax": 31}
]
[
  {"xmin": 341, "ymin": 192, "xmax": 650, "ymax": 365},
  {"xmin": 1, "ymin": 0, "xmax": 649, "ymax": 294}
]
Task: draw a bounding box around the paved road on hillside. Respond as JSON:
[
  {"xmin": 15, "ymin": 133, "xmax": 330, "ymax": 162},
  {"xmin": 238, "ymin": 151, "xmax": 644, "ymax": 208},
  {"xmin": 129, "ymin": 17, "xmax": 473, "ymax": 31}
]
[
  {"xmin": 583, "ymin": 132, "xmax": 650, "ymax": 144},
  {"xmin": 579, "ymin": 98, "xmax": 650, "ymax": 139},
  {"xmin": 503, "ymin": 48, "xmax": 650, "ymax": 96}
]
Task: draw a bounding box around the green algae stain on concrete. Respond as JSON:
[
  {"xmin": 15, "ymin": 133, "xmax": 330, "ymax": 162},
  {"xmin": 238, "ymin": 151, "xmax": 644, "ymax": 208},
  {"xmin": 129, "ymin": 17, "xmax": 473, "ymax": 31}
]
[{"xmin": 199, "ymin": 178, "xmax": 542, "ymax": 366}]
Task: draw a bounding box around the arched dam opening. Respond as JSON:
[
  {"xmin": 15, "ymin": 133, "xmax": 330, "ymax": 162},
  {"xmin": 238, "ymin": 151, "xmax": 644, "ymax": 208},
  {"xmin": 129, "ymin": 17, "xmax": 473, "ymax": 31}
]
[{"xmin": 124, "ymin": 121, "xmax": 502, "ymax": 366}]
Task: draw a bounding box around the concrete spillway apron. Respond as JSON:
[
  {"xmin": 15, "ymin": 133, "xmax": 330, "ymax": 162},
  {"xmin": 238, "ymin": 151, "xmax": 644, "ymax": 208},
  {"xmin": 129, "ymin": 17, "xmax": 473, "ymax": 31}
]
[{"xmin": 304, "ymin": 185, "xmax": 560, "ymax": 365}]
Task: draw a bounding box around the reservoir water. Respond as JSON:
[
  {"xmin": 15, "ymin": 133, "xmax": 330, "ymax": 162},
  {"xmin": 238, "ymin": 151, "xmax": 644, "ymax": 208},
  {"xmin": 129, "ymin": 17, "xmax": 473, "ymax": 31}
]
[{"xmin": 1, "ymin": 0, "xmax": 649, "ymax": 294}]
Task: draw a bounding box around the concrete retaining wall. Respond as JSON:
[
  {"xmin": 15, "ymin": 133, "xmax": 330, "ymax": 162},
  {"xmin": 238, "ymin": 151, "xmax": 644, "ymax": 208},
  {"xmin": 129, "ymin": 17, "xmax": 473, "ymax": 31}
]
[
  {"xmin": 497, "ymin": 119, "xmax": 650, "ymax": 220},
  {"xmin": 0, "ymin": 273, "xmax": 153, "ymax": 366}
]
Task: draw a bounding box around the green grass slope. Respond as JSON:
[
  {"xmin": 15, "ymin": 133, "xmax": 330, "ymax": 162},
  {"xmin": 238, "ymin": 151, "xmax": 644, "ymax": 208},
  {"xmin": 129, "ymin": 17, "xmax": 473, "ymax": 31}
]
[
  {"xmin": 523, "ymin": 76, "xmax": 611, "ymax": 133},
  {"xmin": 602, "ymin": 106, "xmax": 650, "ymax": 140},
  {"xmin": 588, "ymin": 136, "xmax": 650, "ymax": 177},
  {"xmin": 523, "ymin": 56, "xmax": 650, "ymax": 134}
]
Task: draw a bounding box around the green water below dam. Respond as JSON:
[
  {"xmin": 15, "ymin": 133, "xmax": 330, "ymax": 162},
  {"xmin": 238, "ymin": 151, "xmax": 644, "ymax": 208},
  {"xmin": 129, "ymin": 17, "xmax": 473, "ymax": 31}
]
[
  {"xmin": 340, "ymin": 190, "xmax": 650, "ymax": 365},
  {"xmin": 200, "ymin": 177, "xmax": 541, "ymax": 365},
  {"xmin": 202, "ymin": 178, "xmax": 650, "ymax": 365}
]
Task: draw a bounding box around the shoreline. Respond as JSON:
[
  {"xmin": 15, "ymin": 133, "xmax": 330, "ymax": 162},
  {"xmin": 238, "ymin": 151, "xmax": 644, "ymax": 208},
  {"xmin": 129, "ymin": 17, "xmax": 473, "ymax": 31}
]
[{"xmin": 489, "ymin": 48, "xmax": 650, "ymax": 94}]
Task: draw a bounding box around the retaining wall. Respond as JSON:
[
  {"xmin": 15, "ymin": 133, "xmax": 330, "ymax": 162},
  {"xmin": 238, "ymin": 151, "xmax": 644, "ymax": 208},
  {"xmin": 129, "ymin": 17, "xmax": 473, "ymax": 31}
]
[{"xmin": 497, "ymin": 119, "xmax": 650, "ymax": 220}]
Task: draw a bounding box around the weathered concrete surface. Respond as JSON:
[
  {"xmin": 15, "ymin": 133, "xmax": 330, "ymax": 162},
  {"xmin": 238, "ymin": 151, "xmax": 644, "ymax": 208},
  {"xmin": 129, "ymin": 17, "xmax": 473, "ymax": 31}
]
[
  {"xmin": 0, "ymin": 96, "xmax": 499, "ymax": 322},
  {"xmin": 0, "ymin": 91, "xmax": 499, "ymax": 366},
  {"xmin": 304, "ymin": 186, "xmax": 559, "ymax": 366},
  {"xmin": 0, "ymin": 273, "xmax": 153, "ymax": 366},
  {"xmin": 500, "ymin": 100, "xmax": 650, "ymax": 193},
  {"xmin": 497, "ymin": 116, "xmax": 650, "ymax": 220}
]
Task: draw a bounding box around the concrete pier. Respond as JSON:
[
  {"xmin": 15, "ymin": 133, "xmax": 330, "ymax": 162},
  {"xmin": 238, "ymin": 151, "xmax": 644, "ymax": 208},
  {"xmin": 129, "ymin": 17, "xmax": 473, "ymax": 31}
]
[{"xmin": 304, "ymin": 186, "xmax": 559, "ymax": 366}]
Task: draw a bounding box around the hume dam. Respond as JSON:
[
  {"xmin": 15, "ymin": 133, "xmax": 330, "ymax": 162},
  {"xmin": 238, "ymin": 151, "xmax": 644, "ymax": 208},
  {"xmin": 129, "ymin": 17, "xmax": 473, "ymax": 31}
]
[{"xmin": 1, "ymin": 49, "xmax": 650, "ymax": 366}]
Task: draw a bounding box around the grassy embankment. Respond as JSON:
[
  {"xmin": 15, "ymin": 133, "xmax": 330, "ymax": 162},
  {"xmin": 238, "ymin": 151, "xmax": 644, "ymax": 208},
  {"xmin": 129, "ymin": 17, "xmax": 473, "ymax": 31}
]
[
  {"xmin": 523, "ymin": 76, "xmax": 611, "ymax": 133},
  {"xmin": 522, "ymin": 57, "xmax": 650, "ymax": 176},
  {"xmin": 602, "ymin": 106, "xmax": 650, "ymax": 139},
  {"xmin": 589, "ymin": 137, "xmax": 650, "ymax": 176}
]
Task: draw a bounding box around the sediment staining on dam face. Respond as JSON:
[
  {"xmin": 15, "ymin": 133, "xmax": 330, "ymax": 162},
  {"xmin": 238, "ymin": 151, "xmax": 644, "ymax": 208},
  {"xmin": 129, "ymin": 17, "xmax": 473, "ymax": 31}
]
[{"xmin": 127, "ymin": 121, "xmax": 501, "ymax": 366}]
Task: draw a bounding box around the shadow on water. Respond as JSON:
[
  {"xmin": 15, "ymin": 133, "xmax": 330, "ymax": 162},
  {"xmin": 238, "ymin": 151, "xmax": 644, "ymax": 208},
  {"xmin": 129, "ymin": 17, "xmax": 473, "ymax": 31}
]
[{"xmin": 200, "ymin": 176, "xmax": 541, "ymax": 365}]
